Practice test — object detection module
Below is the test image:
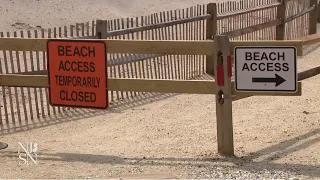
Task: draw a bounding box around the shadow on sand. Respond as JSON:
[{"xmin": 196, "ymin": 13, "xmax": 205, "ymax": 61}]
[
  {"xmin": 0, "ymin": 74, "xmax": 215, "ymax": 136},
  {"xmin": 2, "ymin": 129, "xmax": 319, "ymax": 178},
  {"xmin": 0, "ymin": 92, "xmax": 178, "ymax": 135}
]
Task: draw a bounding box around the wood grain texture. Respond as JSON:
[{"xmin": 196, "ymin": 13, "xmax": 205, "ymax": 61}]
[
  {"xmin": 213, "ymin": 35, "xmax": 234, "ymax": 156},
  {"xmin": 0, "ymin": 38, "xmax": 303, "ymax": 56},
  {"xmin": 308, "ymin": 0, "xmax": 318, "ymax": 34},
  {"xmin": 217, "ymin": 1, "xmax": 281, "ymax": 20},
  {"xmin": 0, "ymin": 74, "xmax": 217, "ymax": 94},
  {"xmin": 276, "ymin": 0, "xmax": 286, "ymax": 40}
]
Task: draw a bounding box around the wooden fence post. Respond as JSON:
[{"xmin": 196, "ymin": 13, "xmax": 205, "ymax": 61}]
[
  {"xmin": 276, "ymin": 0, "xmax": 286, "ymax": 40},
  {"xmin": 95, "ymin": 20, "xmax": 108, "ymax": 39},
  {"xmin": 206, "ymin": 3, "xmax": 218, "ymax": 76},
  {"xmin": 309, "ymin": 0, "xmax": 318, "ymax": 34},
  {"xmin": 213, "ymin": 35, "xmax": 234, "ymax": 156},
  {"xmin": 318, "ymin": 0, "xmax": 320, "ymax": 23}
]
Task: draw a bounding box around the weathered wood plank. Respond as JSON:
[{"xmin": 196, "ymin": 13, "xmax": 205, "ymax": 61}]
[
  {"xmin": 222, "ymin": 19, "xmax": 282, "ymax": 38},
  {"xmin": 0, "ymin": 38, "xmax": 303, "ymax": 56},
  {"xmin": 285, "ymin": 5, "xmax": 315, "ymax": 23},
  {"xmin": 309, "ymin": 0, "xmax": 318, "ymax": 34},
  {"xmin": 217, "ymin": 2, "xmax": 281, "ymax": 20},
  {"xmin": 297, "ymin": 34, "xmax": 320, "ymax": 46},
  {"xmin": 0, "ymin": 75, "xmax": 217, "ymax": 94},
  {"xmin": 107, "ymin": 14, "xmax": 212, "ymax": 37},
  {"xmin": 276, "ymin": 0, "xmax": 286, "ymax": 40}
]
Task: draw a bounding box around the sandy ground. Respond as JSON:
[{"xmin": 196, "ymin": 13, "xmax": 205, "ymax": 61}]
[
  {"xmin": 0, "ymin": 0, "xmax": 225, "ymax": 32},
  {"xmin": 0, "ymin": 0, "xmax": 320, "ymax": 179}
]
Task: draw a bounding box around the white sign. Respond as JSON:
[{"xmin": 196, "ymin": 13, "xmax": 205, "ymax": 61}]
[{"xmin": 234, "ymin": 46, "xmax": 297, "ymax": 92}]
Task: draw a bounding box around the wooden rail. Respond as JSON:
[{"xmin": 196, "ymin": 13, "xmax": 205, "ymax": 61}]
[
  {"xmin": 298, "ymin": 34, "xmax": 320, "ymax": 46},
  {"xmin": 0, "ymin": 74, "xmax": 217, "ymax": 94},
  {"xmin": 285, "ymin": 5, "xmax": 316, "ymax": 23},
  {"xmin": 222, "ymin": 19, "xmax": 282, "ymax": 38},
  {"xmin": 108, "ymin": 54, "xmax": 163, "ymax": 67},
  {"xmin": 64, "ymin": 0, "xmax": 316, "ymax": 49},
  {"xmin": 106, "ymin": 14, "xmax": 212, "ymax": 37},
  {"xmin": 67, "ymin": 0, "xmax": 317, "ymax": 46},
  {"xmin": 0, "ymin": 74, "xmax": 303, "ymax": 97},
  {"xmin": 0, "ymin": 38, "xmax": 304, "ymax": 56},
  {"xmin": 217, "ymin": 2, "xmax": 282, "ymax": 20},
  {"xmin": 99, "ymin": 1, "xmax": 283, "ymax": 39}
]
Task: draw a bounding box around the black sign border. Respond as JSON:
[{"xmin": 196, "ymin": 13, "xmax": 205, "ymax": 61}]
[
  {"xmin": 234, "ymin": 46, "xmax": 297, "ymax": 92},
  {"xmin": 46, "ymin": 39, "xmax": 109, "ymax": 109}
]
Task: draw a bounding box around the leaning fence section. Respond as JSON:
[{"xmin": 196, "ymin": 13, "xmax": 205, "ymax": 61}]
[
  {"xmin": 285, "ymin": 0, "xmax": 311, "ymax": 40},
  {"xmin": 217, "ymin": 0, "xmax": 278, "ymax": 41},
  {"xmin": 215, "ymin": 0, "xmax": 314, "ymax": 41},
  {"xmin": 102, "ymin": 4, "xmax": 209, "ymax": 102}
]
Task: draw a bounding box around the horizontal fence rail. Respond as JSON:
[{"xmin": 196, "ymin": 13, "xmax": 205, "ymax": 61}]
[
  {"xmin": 0, "ymin": 38, "xmax": 304, "ymax": 56},
  {"xmin": 106, "ymin": 14, "xmax": 212, "ymax": 37},
  {"xmin": 0, "ymin": 74, "xmax": 303, "ymax": 97},
  {"xmin": 216, "ymin": 1, "xmax": 282, "ymax": 20},
  {"xmin": 285, "ymin": 5, "xmax": 316, "ymax": 23}
]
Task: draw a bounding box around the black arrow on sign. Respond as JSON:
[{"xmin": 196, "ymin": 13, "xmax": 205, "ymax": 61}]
[{"xmin": 252, "ymin": 74, "xmax": 286, "ymax": 87}]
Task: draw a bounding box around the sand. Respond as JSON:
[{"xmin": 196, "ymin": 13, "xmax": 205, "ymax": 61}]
[
  {"xmin": 0, "ymin": 0, "xmax": 319, "ymax": 179},
  {"xmin": 0, "ymin": 0, "xmax": 224, "ymax": 32}
]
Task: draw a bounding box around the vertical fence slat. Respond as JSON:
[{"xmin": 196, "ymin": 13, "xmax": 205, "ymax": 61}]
[
  {"xmin": 168, "ymin": 10, "xmax": 175, "ymax": 79},
  {"xmin": 27, "ymin": 30, "xmax": 41, "ymax": 118},
  {"xmin": 0, "ymin": 32, "xmax": 10, "ymax": 125},
  {"xmin": 13, "ymin": 31, "xmax": 25, "ymax": 124},
  {"xmin": 92, "ymin": 21, "xmax": 95, "ymax": 36},
  {"xmin": 120, "ymin": 18, "xmax": 130, "ymax": 99},
  {"xmin": 135, "ymin": 17, "xmax": 143, "ymax": 84},
  {"xmin": 6, "ymin": 32, "xmax": 18, "ymax": 124},
  {"xmin": 112, "ymin": 19, "xmax": 120, "ymax": 100},
  {"xmin": 146, "ymin": 15, "xmax": 153, "ymax": 80},
  {"xmin": 20, "ymin": 31, "xmax": 34, "ymax": 121},
  {"xmin": 150, "ymin": 15, "xmax": 157, "ymax": 80},
  {"xmin": 195, "ymin": 5, "xmax": 200, "ymax": 77},
  {"xmin": 47, "ymin": 28, "xmax": 57, "ymax": 114},
  {"xmin": 160, "ymin": 11, "xmax": 168, "ymax": 80},
  {"xmin": 202, "ymin": 4, "xmax": 206, "ymax": 74},
  {"xmin": 34, "ymin": 30, "xmax": 46, "ymax": 118},
  {"xmin": 40, "ymin": 29, "xmax": 51, "ymax": 115},
  {"xmin": 140, "ymin": 16, "xmax": 147, "ymax": 80},
  {"xmin": 107, "ymin": 20, "xmax": 115, "ymax": 101},
  {"xmin": 115, "ymin": 18, "xmax": 125, "ymax": 100},
  {"xmin": 174, "ymin": 9, "xmax": 181, "ymax": 80},
  {"xmin": 163, "ymin": 11, "xmax": 170, "ymax": 80}
]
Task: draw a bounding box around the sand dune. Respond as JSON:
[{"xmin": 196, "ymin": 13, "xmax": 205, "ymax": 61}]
[{"xmin": 0, "ymin": 0, "xmax": 225, "ymax": 32}]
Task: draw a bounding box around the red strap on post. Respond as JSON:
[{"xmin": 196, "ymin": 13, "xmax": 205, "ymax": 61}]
[{"xmin": 216, "ymin": 65, "xmax": 224, "ymax": 86}]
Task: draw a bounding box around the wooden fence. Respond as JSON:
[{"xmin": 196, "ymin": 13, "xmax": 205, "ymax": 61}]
[
  {"xmin": 0, "ymin": 37, "xmax": 306, "ymax": 155},
  {"xmin": 0, "ymin": 0, "xmax": 318, "ymax": 132}
]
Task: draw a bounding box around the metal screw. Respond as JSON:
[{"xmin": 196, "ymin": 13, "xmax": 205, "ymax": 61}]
[{"xmin": 218, "ymin": 90, "xmax": 224, "ymax": 105}]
